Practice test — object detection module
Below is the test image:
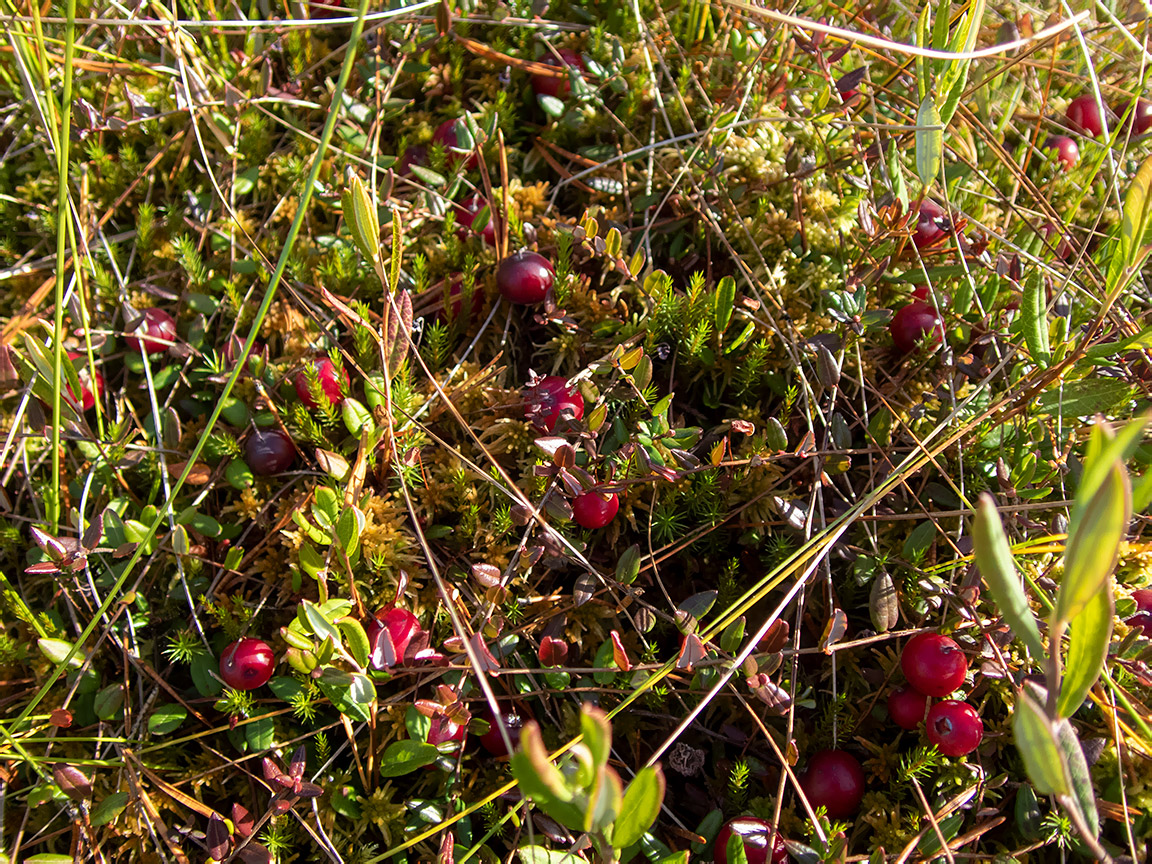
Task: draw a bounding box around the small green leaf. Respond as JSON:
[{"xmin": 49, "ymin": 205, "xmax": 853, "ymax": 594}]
[
  {"xmin": 1013, "ymin": 687, "xmax": 1069, "ymax": 796},
  {"xmin": 1057, "ymin": 584, "xmax": 1113, "ymax": 717},
  {"xmin": 714, "ymin": 276, "xmax": 736, "ymax": 334},
  {"xmin": 338, "ymin": 618, "xmax": 371, "ymax": 669},
  {"xmin": 334, "ymin": 505, "xmax": 365, "ymax": 560},
  {"xmin": 1035, "ymin": 379, "xmax": 1134, "ymax": 417},
  {"xmin": 1121, "ymin": 155, "xmax": 1152, "ymax": 271},
  {"xmin": 1056, "ymin": 463, "xmax": 1129, "ymax": 627},
  {"xmin": 342, "ymin": 398, "xmax": 375, "ymax": 436},
  {"xmin": 147, "ymin": 704, "xmax": 188, "ymax": 735},
  {"xmin": 973, "ymin": 495, "xmax": 1045, "ymax": 659},
  {"xmin": 300, "ymin": 600, "xmax": 342, "ymax": 646},
  {"xmin": 616, "ymin": 544, "xmax": 642, "ymax": 585},
  {"xmin": 298, "ymin": 543, "xmax": 327, "ymax": 580},
  {"xmin": 94, "ymin": 684, "xmax": 124, "ymax": 721},
  {"xmin": 89, "ymin": 791, "xmax": 129, "ymax": 827},
  {"xmin": 518, "ymin": 847, "xmax": 574, "ymax": 864},
  {"xmin": 1021, "ymin": 271, "xmax": 1051, "ymax": 368},
  {"xmin": 245, "ymin": 716, "xmax": 274, "ymax": 752},
  {"xmin": 538, "ymin": 94, "xmax": 565, "ymax": 117},
  {"xmin": 915, "ymin": 96, "xmax": 942, "ymax": 188},
  {"xmin": 580, "ymin": 704, "xmax": 612, "ymax": 771},
  {"xmin": 611, "ymin": 765, "xmax": 666, "ymax": 849},
  {"xmin": 380, "ymin": 740, "xmax": 440, "ymax": 776},
  {"xmin": 719, "ymin": 617, "xmax": 746, "ymax": 653},
  {"xmin": 1055, "ymin": 717, "xmax": 1100, "ymax": 838},
  {"xmin": 349, "ymin": 673, "xmax": 375, "ymax": 704},
  {"xmin": 38, "ymin": 638, "xmax": 81, "ymax": 667},
  {"xmin": 341, "ymin": 172, "xmax": 381, "ymax": 263}
]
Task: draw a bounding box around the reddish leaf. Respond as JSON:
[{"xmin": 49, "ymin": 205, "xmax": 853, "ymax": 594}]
[
  {"xmin": 538, "ymin": 636, "xmax": 568, "ymax": 668},
  {"xmin": 676, "ymin": 634, "xmax": 707, "ymax": 670},
  {"xmin": 206, "ymin": 814, "xmax": 230, "ymax": 861},
  {"xmin": 610, "ymin": 630, "xmax": 632, "ymax": 672},
  {"xmin": 231, "ymin": 803, "xmax": 255, "ymax": 838}
]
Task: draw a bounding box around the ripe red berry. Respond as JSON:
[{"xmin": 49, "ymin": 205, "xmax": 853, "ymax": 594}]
[
  {"xmin": 532, "ymin": 48, "xmax": 586, "ymax": 99},
  {"xmin": 799, "ymin": 749, "xmax": 865, "ymax": 818},
  {"xmin": 1129, "ymin": 98, "xmax": 1152, "ymax": 135},
  {"xmin": 219, "ymin": 638, "xmax": 276, "ymax": 690},
  {"xmin": 365, "ymin": 607, "xmax": 421, "ymax": 667},
  {"xmin": 433, "ymin": 118, "xmax": 479, "ymax": 169},
  {"xmin": 65, "ymin": 352, "xmax": 104, "ymax": 411},
  {"xmin": 438, "ymin": 279, "xmax": 484, "ymax": 323},
  {"xmin": 1132, "ymin": 589, "xmax": 1152, "ymax": 614},
  {"xmin": 1065, "ymin": 95, "xmax": 1104, "ymax": 137},
  {"xmin": 901, "ymin": 631, "xmax": 968, "ymax": 697},
  {"xmin": 397, "ymin": 144, "xmax": 428, "ymax": 177},
  {"xmin": 889, "ymin": 301, "xmax": 943, "ymax": 354},
  {"xmin": 926, "ymin": 700, "xmax": 983, "ymax": 757},
  {"xmin": 125, "ymin": 308, "xmax": 177, "ymax": 355},
  {"xmin": 456, "ymin": 195, "xmax": 497, "ymax": 246},
  {"xmin": 1128, "ymin": 611, "xmax": 1152, "ymax": 633},
  {"xmin": 524, "ymin": 375, "xmax": 584, "ymax": 431},
  {"xmin": 1043, "ymin": 135, "xmax": 1079, "ymax": 170},
  {"xmin": 713, "ymin": 817, "xmax": 789, "ymax": 864},
  {"xmin": 912, "ymin": 200, "xmax": 948, "ymax": 248},
  {"xmin": 245, "ymin": 429, "xmax": 295, "ymax": 475},
  {"xmin": 497, "ymin": 251, "xmax": 555, "ymax": 305},
  {"xmin": 477, "ymin": 702, "xmax": 530, "ymax": 756},
  {"xmin": 572, "ymin": 491, "xmax": 619, "ymax": 529},
  {"xmin": 294, "ymin": 358, "xmax": 348, "ymax": 409},
  {"xmin": 888, "ymin": 686, "xmax": 929, "ymax": 731}
]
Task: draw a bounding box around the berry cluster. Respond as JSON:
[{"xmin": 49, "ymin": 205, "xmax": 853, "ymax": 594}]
[{"xmin": 888, "ymin": 630, "xmax": 983, "ymax": 758}]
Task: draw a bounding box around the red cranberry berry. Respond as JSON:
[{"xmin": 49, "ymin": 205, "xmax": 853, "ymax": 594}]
[
  {"xmin": 1129, "ymin": 98, "xmax": 1152, "ymax": 135},
  {"xmin": 1043, "ymin": 136, "xmax": 1079, "ymax": 170},
  {"xmin": 889, "ymin": 301, "xmax": 944, "ymax": 354},
  {"xmin": 572, "ymin": 491, "xmax": 619, "ymax": 529},
  {"xmin": 219, "ymin": 638, "xmax": 276, "ymax": 690},
  {"xmin": 901, "ymin": 631, "xmax": 968, "ymax": 697},
  {"xmin": 799, "ymin": 749, "xmax": 865, "ymax": 818},
  {"xmin": 532, "ymin": 48, "xmax": 586, "ymax": 99},
  {"xmin": 497, "ymin": 251, "xmax": 555, "ymax": 305},
  {"xmin": 427, "ymin": 714, "xmax": 466, "ymax": 749},
  {"xmin": 456, "ymin": 195, "xmax": 497, "ymax": 246},
  {"xmin": 1132, "ymin": 589, "xmax": 1152, "ymax": 614},
  {"xmin": 477, "ymin": 702, "xmax": 530, "ymax": 756},
  {"xmin": 365, "ymin": 607, "xmax": 421, "ymax": 667},
  {"xmin": 1065, "ymin": 95, "xmax": 1104, "ymax": 137},
  {"xmin": 65, "ymin": 352, "xmax": 104, "ymax": 411},
  {"xmin": 125, "ymin": 308, "xmax": 176, "ymax": 355},
  {"xmin": 439, "ymin": 280, "xmax": 484, "ymax": 323},
  {"xmin": 888, "ymin": 686, "xmax": 929, "ymax": 731},
  {"xmin": 912, "ymin": 200, "xmax": 948, "ymax": 248},
  {"xmin": 294, "ymin": 358, "xmax": 348, "ymax": 409},
  {"xmin": 245, "ymin": 429, "xmax": 295, "ymax": 475},
  {"xmin": 525, "ymin": 375, "xmax": 584, "ymax": 431},
  {"xmin": 433, "ymin": 118, "xmax": 479, "ymax": 169},
  {"xmin": 1040, "ymin": 222, "xmax": 1074, "ymax": 261},
  {"xmin": 1128, "ymin": 611, "xmax": 1152, "ymax": 633},
  {"xmin": 926, "ymin": 700, "xmax": 983, "ymax": 757},
  {"xmin": 713, "ymin": 817, "xmax": 789, "ymax": 864},
  {"xmin": 397, "ymin": 144, "xmax": 428, "ymax": 177}
]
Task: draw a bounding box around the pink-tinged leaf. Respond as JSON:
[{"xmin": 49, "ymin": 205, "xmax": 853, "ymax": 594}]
[
  {"xmin": 24, "ymin": 562, "xmax": 61, "ymax": 575},
  {"xmin": 261, "ymin": 757, "xmax": 287, "ymax": 786},
  {"xmin": 820, "ymin": 608, "xmax": 849, "ymax": 654},
  {"xmin": 206, "ymin": 814, "xmax": 230, "ymax": 861},
  {"xmin": 295, "ymin": 781, "xmax": 323, "ymax": 798},
  {"xmin": 676, "ymin": 634, "xmax": 707, "ymax": 670},
  {"xmin": 471, "ymin": 563, "xmax": 502, "ymax": 588},
  {"xmin": 232, "ymin": 803, "xmax": 255, "ymax": 837},
  {"xmin": 610, "ymin": 630, "xmax": 632, "ymax": 671},
  {"xmin": 237, "ymin": 843, "xmax": 274, "ymax": 864},
  {"xmin": 289, "ymin": 745, "xmax": 307, "ymax": 779},
  {"xmin": 538, "ymin": 636, "xmax": 568, "ymax": 667},
  {"xmin": 371, "ymin": 625, "xmax": 398, "ymax": 670},
  {"xmin": 469, "ymin": 632, "xmax": 501, "ymax": 674},
  {"xmin": 533, "ymin": 436, "xmax": 569, "ymax": 458},
  {"xmin": 30, "ymin": 526, "xmax": 67, "ymax": 560},
  {"xmin": 53, "ymin": 764, "xmax": 91, "ymax": 801},
  {"xmin": 82, "ymin": 509, "xmax": 106, "ymax": 551},
  {"xmin": 438, "ymin": 831, "xmax": 456, "ymax": 864}
]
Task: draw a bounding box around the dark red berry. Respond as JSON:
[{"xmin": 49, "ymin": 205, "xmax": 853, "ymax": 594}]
[
  {"xmin": 365, "ymin": 607, "xmax": 421, "ymax": 667},
  {"xmin": 439, "ymin": 279, "xmax": 484, "ymax": 323},
  {"xmin": 1130, "ymin": 98, "xmax": 1152, "ymax": 135},
  {"xmin": 524, "ymin": 375, "xmax": 584, "ymax": 431},
  {"xmin": 223, "ymin": 335, "xmax": 265, "ymax": 370},
  {"xmin": 926, "ymin": 700, "xmax": 983, "ymax": 757},
  {"xmin": 713, "ymin": 817, "xmax": 789, "ymax": 864},
  {"xmin": 1133, "ymin": 589, "xmax": 1152, "ymax": 614},
  {"xmin": 912, "ymin": 200, "xmax": 948, "ymax": 248},
  {"xmin": 889, "ymin": 302, "xmax": 943, "ymax": 354},
  {"xmin": 397, "ymin": 144, "xmax": 428, "ymax": 177},
  {"xmin": 1040, "ymin": 222, "xmax": 1073, "ymax": 261},
  {"xmin": 66, "ymin": 352, "xmax": 104, "ymax": 411},
  {"xmin": 433, "ymin": 118, "xmax": 479, "ymax": 169},
  {"xmin": 1043, "ymin": 135, "xmax": 1079, "ymax": 170},
  {"xmin": 901, "ymin": 631, "xmax": 968, "ymax": 697},
  {"xmin": 477, "ymin": 702, "xmax": 530, "ymax": 757},
  {"xmin": 1065, "ymin": 95, "xmax": 1104, "ymax": 137},
  {"xmin": 456, "ymin": 195, "xmax": 497, "ymax": 246},
  {"xmin": 245, "ymin": 430, "xmax": 295, "ymax": 475},
  {"xmin": 497, "ymin": 251, "xmax": 555, "ymax": 305},
  {"xmin": 1128, "ymin": 611, "xmax": 1152, "ymax": 633},
  {"xmin": 294, "ymin": 358, "xmax": 348, "ymax": 409},
  {"xmin": 799, "ymin": 750, "xmax": 865, "ymax": 818},
  {"xmin": 572, "ymin": 491, "xmax": 619, "ymax": 529},
  {"xmin": 532, "ymin": 48, "xmax": 586, "ymax": 99},
  {"xmin": 219, "ymin": 638, "xmax": 276, "ymax": 690},
  {"xmin": 125, "ymin": 308, "xmax": 177, "ymax": 355},
  {"xmin": 888, "ymin": 686, "xmax": 929, "ymax": 731}
]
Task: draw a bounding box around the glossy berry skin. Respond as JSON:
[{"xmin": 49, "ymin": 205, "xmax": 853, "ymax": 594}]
[
  {"xmin": 1043, "ymin": 135, "xmax": 1079, "ymax": 170},
  {"xmin": 1065, "ymin": 95, "xmax": 1104, "ymax": 137},
  {"xmin": 433, "ymin": 118, "xmax": 479, "ymax": 169},
  {"xmin": 219, "ymin": 638, "xmax": 276, "ymax": 690},
  {"xmin": 1128, "ymin": 611, "xmax": 1152, "ymax": 633},
  {"xmin": 456, "ymin": 195, "xmax": 497, "ymax": 246},
  {"xmin": 572, "ymin": 491, "xmax": 619, "ymax": 529},
  {"xmin": 125, "ymin": 308, "xmax": 176, "ymax": 355},
  {"xmin": 912, "ymin": 200, "xmax": 948, "ymax": 248},
  {"xmin": 888, "ymin": 686, "xmax": 929, "ymax": 731},
  {"xmin": 525, "ymin": 375, "xmax": 584, "ymax": 431},
  {"xmin": 477, "ymin": 702, "xmax": 530, "ymax": 757},
  {"xmin": 294, "ymin": 358, "xmax": 348, "ymax": 409},
  {"xmin": 901, "ymin": 631, "xmax": 968, "ymax": 697},
  {"xmin": 1133, "ymin": 589, "xmax": 1152, "ymax": 614},
  {"xmin": 799, "ymin": 750, "xmax": 865, "ymax": 818},
  {"xmin": 713, "ymin": 817, "xmax": 789, "ymax": 864},
  {"xmin": 365, "ymin": 607, "xmax": 421, "ymax": 666},
  {"xmin": 427, "ymin": 715, "xmax": 466, "ymax": 750},
  {"xmin": 397, "ymin": 144, "xmax": 428, "ymax": 177},
  {"xmin": 532, "ymin": 48, "xmax": 585, "ymax": 99},
  {"xmin": 245, "ymin": 430, "xmax": 295, "ymax": 475},
  {"xmin": 497, "ymin": 251, "xmax": 555, "ymax": 304},
  {"xmin": 890, "ymin": 302, "xmax": 943, "ymax": 354},
  {"xmin": 1130, "ymin": 98, "xmax": 1152, "ymax": 135},
  {"xmin": 926, "ymin": 700, "xmax": 983, "ymax": 757},
  {"xmin": 66, "ymin": 352, "xmax": 104, "ymax": 411}
]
